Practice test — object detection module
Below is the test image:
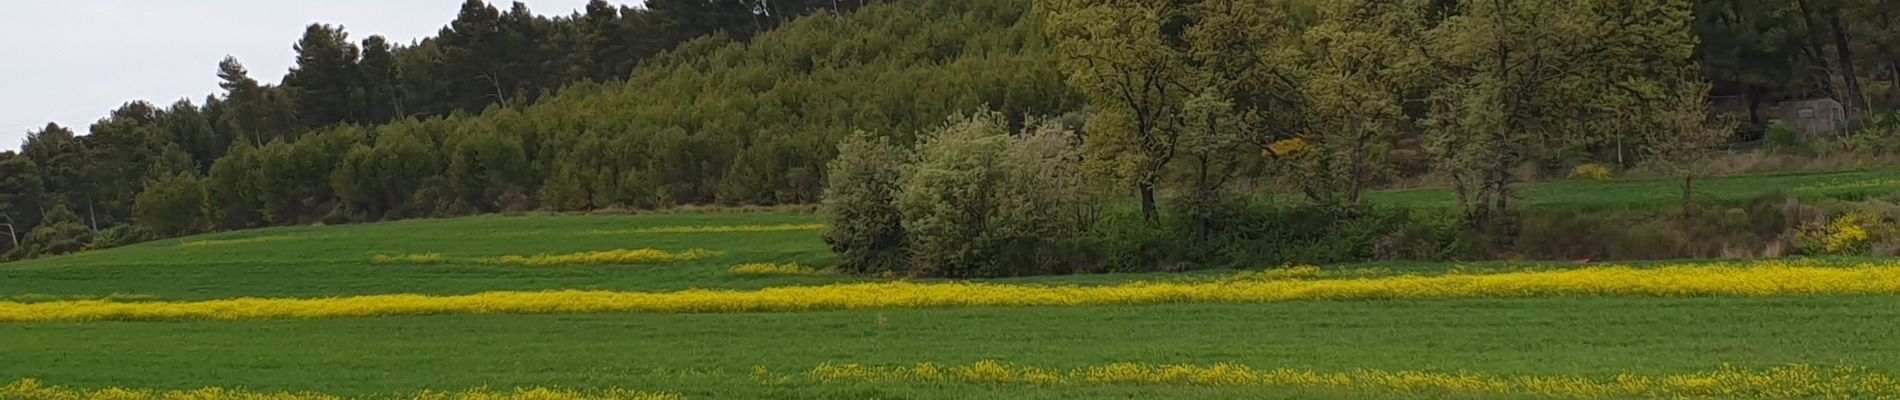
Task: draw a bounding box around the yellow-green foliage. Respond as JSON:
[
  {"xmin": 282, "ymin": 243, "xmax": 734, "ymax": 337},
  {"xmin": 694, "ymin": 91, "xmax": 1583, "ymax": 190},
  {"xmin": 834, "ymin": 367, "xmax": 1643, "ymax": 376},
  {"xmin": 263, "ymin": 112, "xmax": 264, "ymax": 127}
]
[
  {"xmin": 727, "ymin": 262, "xmax": 816, "ymax": 277},
  {"xmin": 179, "ymin": 235, "xmax": 297, "ymax": 248},
  {"xmin": 1262, "ymin": 138, "xmax": 1310, "ymax": 157},
  {"xmin": 1797, "ymin": 213, "xmax": 1874, "ymax": 255},
  {"xmin": 372, "ymin": 253, "xmax": 447, "ymax": 265},
  {"xmin": 0, "ymin": 379, "xmax": 684, "ymax": 400},
  {"xmin": 487, "ymin": 249, "xmax": 717, "ymax": 266},
  {"xmin": 587, "ymin": 224, "xmax": 825, "ymax": 235},
  {"xmin": 13, "ymin": 261, "xmax": 1900, "ymax": 322},
  {"xmin": 770, "ymin": 361, "xmax": 1900, "ymax": 398},
  {"xmin": 1567, "ymin": 163, "xmax": 1612, "ymax": 181}
]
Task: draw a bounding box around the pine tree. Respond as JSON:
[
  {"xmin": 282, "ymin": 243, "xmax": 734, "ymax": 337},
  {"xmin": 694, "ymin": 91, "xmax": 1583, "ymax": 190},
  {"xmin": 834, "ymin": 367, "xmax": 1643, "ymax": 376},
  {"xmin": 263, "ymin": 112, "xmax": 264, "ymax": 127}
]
[{"xmin": 286, "ymin": 24, "xmax": 362, "ymax": 127}]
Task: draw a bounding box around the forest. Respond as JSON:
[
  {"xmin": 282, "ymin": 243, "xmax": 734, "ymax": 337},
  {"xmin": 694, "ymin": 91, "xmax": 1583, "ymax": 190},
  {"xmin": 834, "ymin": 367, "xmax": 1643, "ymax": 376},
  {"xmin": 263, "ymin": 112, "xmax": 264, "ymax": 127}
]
[{"xmin": 2, "ymin": 0, "xmax": 1898, "ymax": 271}]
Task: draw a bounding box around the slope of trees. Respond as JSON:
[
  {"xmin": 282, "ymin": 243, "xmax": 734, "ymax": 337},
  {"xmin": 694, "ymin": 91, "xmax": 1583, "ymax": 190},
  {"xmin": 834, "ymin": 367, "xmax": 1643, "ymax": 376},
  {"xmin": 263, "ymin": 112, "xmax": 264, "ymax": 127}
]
[
  {"xmin": 1, "ymin": 0, "xmax": 1074, "ymax": 260},
  {"xmin": 2, "ymin": 0, "xmax": 1896, "ymax": 264}
]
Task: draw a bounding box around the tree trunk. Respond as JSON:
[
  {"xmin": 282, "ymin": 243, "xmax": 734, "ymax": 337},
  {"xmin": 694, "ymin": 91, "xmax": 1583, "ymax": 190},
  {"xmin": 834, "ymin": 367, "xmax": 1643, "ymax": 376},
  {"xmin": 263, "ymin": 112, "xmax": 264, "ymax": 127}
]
[
  {"xmin": 1827, "ymin": 9, "xmax": 1867, "ymax": 116},
  {"xmin": 1682, "ymin": 175, "xmax": 1695, "ymax": 206},
  {"xmin": 1193, "ymin": 157, "xmax": 1210, "ymax": 241},
  {"xmin": 1, "ymin": 215, "xmax": 16, "ymax": 249},
  {"xmin": 1615, "ymin": 135, "xmax": 1625, "ymax": 168},
  {"xmin": 85, "ymin": 198, "xmax": 99, "ymax": 232},
  {"xmin": 1138, "ymin": 180, "xmax": 1159, "ymax": 222},
  {"xmin": 1890, "ymin": 62, "xmax": 1900, "ymax": 105},
  {"xmin": 1347, "ymin": 122, "xmax": 1368, "ymax": 206},
  {"xmin": 1746, "ymin": 87, "xmax": 1763, "ymax": 126},
  {"xmin": 1795, "ymin": 0, "xmax": 1839, "ymax": 94}
]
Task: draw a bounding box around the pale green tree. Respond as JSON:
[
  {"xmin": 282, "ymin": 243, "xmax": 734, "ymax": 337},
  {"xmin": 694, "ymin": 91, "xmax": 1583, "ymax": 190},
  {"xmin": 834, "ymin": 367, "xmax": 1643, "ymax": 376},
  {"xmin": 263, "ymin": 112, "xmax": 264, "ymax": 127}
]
[
  {"xmin": 1043, "ymin": 0, "xmax": 1191, "ymax": 221},
  {"xmin": 1286, "ymin": 0, "xmax": 1428, "ymax": 206},
  {"xmin": 820, "ymin": 132, "xmax": 912, "ymax": 275},
  {"xmin": 1420, "ymin": 0, "xmax": 1701, "ymax": 229}
]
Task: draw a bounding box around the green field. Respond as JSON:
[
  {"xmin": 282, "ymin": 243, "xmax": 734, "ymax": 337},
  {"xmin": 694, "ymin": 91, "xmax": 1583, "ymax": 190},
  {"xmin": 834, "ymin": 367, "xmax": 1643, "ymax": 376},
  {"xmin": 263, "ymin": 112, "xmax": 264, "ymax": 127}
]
[
  {"xmin": 7, "ymin": 170, "xmax": 1900, "ymax": 399},
  {"xmin": 1361, "ymin": 168, "xmax": 1900, "ymax": 212}
]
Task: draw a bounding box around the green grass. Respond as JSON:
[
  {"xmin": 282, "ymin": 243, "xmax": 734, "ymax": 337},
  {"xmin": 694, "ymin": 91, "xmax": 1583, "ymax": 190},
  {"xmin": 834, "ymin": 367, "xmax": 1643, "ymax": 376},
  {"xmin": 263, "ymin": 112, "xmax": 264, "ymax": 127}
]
[
  {"xmin": 5, "ymin": 298, "xmax": 1897, "ymax": 397},
  {"xmin": 6, "ymin": 169, "xmax": 1900, "ymax": 398},
  {"xmin": 0, "ymin": 213, "xmax": 848, "ymax": 301},
  {"xmin": 1361, "ymin": 168, "xmax": 1900, "ymax": 212}
]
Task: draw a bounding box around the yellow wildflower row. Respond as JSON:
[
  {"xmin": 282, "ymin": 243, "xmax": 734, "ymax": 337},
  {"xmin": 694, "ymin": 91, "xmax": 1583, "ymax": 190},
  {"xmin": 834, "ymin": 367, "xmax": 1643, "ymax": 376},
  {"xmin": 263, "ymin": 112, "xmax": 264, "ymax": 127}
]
[
  {"xmin": 727, "ymin": 262, "xmax": 817, "ymax": 277},
  {"xmin": 0, "ymin": 379, "xmax": 682, "ymax": 400},
  {"xmin": 586, "ymin": 224, "xmax": 825, "ymax": 235},
  {"xmin": 371, "ymin": 253, "xmax": 447, "ymax": 265},
  {"xmin": 781, "ymin": 361, "xmax": 1900, "ymax": 398},
  {"xmin": 487, "ymin": 249, "xmax": 718, "ymax": 266},
  {"xmin": 12, "ymin": 261, "xmax": 1900, "ymax": 322}
]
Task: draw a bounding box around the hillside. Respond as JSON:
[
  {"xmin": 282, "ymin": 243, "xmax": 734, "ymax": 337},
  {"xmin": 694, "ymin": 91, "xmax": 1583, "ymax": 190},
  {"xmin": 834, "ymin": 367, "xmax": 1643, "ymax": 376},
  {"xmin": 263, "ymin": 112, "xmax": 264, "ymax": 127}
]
[{"xmin": 1, "ymin": 0, "xmax": 1078, "ymax": 261}]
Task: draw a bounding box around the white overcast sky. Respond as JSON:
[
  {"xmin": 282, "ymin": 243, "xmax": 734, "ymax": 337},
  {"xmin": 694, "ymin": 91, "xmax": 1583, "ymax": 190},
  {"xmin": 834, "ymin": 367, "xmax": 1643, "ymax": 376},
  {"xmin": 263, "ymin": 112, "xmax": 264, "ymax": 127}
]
[{"xmin": 0, "ymin": 0, "xmax": 638, "ymax": 151}]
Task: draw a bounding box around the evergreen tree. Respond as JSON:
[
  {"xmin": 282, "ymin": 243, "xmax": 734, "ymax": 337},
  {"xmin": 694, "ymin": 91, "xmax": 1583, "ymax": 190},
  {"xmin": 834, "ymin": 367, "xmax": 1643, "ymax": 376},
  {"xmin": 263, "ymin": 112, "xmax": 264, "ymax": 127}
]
[
  {"xmin": 285, "ymin": 23, "xmax": 362, "ymax": 127},
  {"xmin": 355, "ymin": 35, "xmax": 404, "ymax": 123}
]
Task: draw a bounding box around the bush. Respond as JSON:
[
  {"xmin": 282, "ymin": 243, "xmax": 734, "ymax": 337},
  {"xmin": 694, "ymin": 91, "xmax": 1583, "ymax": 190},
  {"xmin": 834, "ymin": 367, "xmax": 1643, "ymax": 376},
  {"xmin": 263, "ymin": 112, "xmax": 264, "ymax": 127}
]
[
  {"xmin": 1839, "ymin": 111, "xmax": 1900, "ymax": 155},
  {"xmin": 819, "ymin": 132, "xmax": 912, "ymax": 275},
  {"xmin": 1764, "ymin": 124, "xmax": 1809, "ymax": 153},
  {"xmin": 1796, "ymin": 212, "xmax": 1874, "ymax": 256},
  {"xmin": 897, "ymin": 113, "xmax": 1100, "ymax": 278},
  {"xmin": 133, "ymin": 172, "xmax": 209, "ymax": 237},
  {"xmin": 19, "ymin": 205, "xmax": 90, "ymax": 257},
  {"xmin": 1095, "ymin": 210, "xmax": 1184, "ymax": 272},
  {"xmin": 1094, "ymin": 200, "xmax": 1462, "ymax": 271}
]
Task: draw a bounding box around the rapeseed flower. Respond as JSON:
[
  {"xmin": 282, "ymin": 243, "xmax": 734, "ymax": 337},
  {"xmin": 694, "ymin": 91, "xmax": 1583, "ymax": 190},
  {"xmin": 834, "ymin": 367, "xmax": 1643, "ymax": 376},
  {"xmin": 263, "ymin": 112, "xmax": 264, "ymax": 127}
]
[
  {"xmin": 486, "ymin": 249, "xmax": 717, "ymax": 266},
  {"xmin": 726, "ymin": 262, "xmax": 816, "ymax": 277},
  {"xmin": 586, "ymin": 224, "xmax": 824, "ymax": 235},
  {"xmin": 9, "ymin": 261, "xmax": 1900, "ymax": 322}
]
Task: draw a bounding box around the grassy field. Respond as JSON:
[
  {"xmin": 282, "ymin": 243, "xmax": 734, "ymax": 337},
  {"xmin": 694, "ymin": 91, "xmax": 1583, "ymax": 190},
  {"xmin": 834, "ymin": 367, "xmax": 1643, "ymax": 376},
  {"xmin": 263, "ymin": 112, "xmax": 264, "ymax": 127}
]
[
  {"xmin": 6, "ymin": 170, "xmax": 1900, "ymax": 399},
  {"xmin": 1363, "ymin": 168, "xmax": 1900, "ymax": 212}
]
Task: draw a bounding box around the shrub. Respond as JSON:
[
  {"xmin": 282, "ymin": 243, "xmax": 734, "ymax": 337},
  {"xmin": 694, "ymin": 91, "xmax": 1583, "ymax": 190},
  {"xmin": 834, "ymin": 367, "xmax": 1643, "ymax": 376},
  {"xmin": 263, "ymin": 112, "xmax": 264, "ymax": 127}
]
[
  {"xmin": 1094, "ymin": 200, "xmax": 1455, "ymax": 271},
  {"xmin": 133, "ymin": 173, "xmax": 209, "ymax": 237},
  {"xmin": 897, "ymin": 113, "xmax": 1101, "ymax": 278},
  {"xmin": 1796, "ymin": 213, "xmax": 1874, "ymax": 256},
  {"xmin": 18, "ymin": 205, "xmax": 90, "ymax": 258},
  {"xmin": 820, "ymin": 132, "xmax": 912, "ymax": 275},
  {"xmin": 1840, "ymin": 111, "xmax": 1900, "ymax": 155},
  {"xmin": 1764, "ymin": 123, "xmax": 1809, "ymax": 153},
  {"xmin": 85, "ymin": 224, "xmax": 152, "ymax": 251},
  {"xmin": 897, "ymin": 113, "xmax": 1015, "ymax": 277},
  {"xmin": 1566, "ymin": 163, "xmax": 1612, "ymax": 181}
]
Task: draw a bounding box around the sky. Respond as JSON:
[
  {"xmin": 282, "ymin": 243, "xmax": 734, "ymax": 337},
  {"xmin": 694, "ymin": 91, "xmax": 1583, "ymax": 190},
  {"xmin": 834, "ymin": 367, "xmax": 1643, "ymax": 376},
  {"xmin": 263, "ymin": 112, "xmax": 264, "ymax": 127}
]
[{"xmin": 0, "ymin": 0, "xmax": 637, "ymax": 152}]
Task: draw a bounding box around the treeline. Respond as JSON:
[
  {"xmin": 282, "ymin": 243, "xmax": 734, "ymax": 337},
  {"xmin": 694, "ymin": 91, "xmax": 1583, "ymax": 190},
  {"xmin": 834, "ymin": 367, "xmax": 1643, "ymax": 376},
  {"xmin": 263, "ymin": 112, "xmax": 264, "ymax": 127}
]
[
  {"xmin": 2, "ymin": 0, "xmax": 1897, "ymax": 263},
  {"xmin": 0, "ymin": 0, "xmax": 1073, "ymax": 259},
  {"xmin": 818, "ymin": 0, "xmax": 1898, "ymax": 278},
  {"xmin": 1697, "ymin": 0, "xmax": 1898, "ymax": 126}
]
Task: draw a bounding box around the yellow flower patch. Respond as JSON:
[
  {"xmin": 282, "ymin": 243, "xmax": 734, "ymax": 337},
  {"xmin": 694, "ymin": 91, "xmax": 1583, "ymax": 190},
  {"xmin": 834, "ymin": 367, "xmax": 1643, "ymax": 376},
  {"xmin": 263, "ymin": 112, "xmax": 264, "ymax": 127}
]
[
  {"xmin": 585, "ymin": 224, "xmax": 824, "ymax": 235},
  {"xmin": 6, "ymin": 261, "xmax": 1900, "ymax": 322},
  {"xmin": 0, "ymin": 379, "xmax": 682, "ymax": 400},
  {"xmin": 727, "ymin": 262, "xmax": 816, "ymax": 277},
  {"xmin": 487, "ymin": 249, "xmax": 718, "ymax": 266}
]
